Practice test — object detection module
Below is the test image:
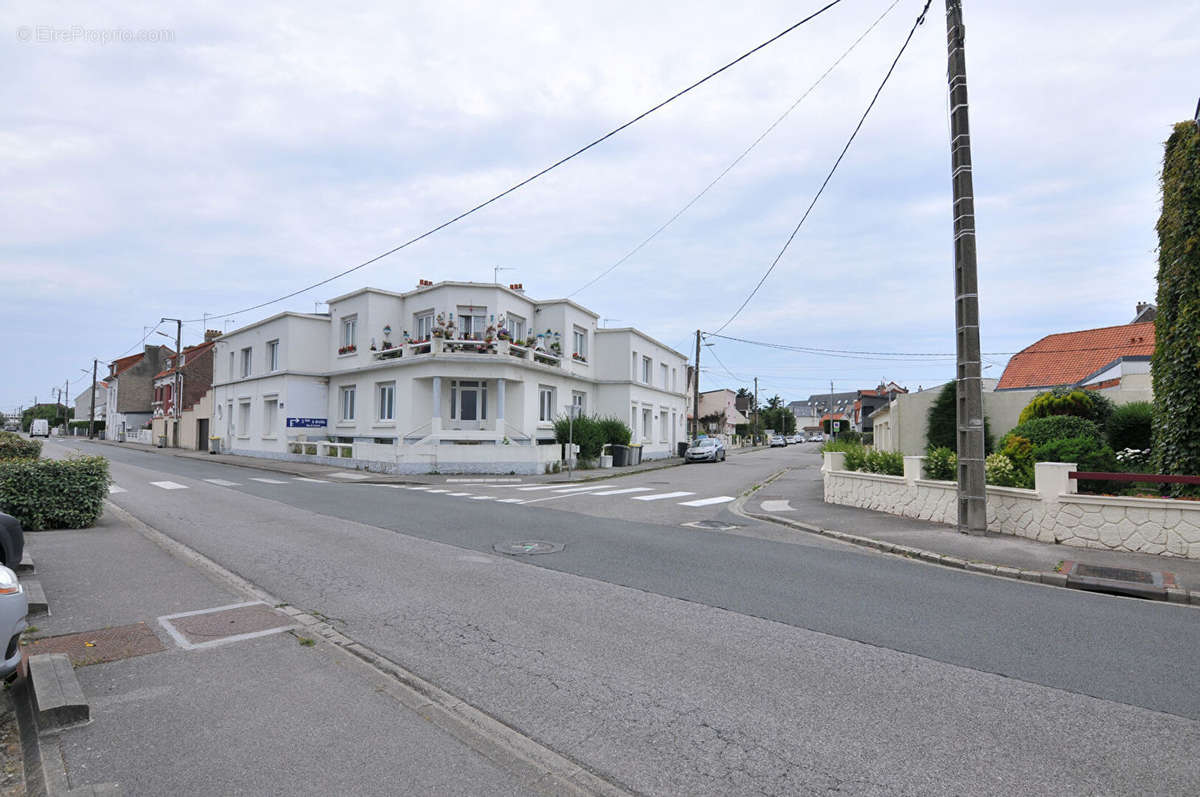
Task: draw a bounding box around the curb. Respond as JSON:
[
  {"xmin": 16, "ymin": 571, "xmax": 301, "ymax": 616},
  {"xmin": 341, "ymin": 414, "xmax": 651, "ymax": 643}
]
[
  {"xmin": 730, "ymin": 475, "xmax": 1200, "ymax": 608},
  {"xmin": 104, "ymin": 501, "xmax": 633, "ymax": 797}
]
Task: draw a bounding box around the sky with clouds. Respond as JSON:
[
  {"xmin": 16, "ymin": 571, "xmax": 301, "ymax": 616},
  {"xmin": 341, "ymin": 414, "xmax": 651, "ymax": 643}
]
[{"xmin": 3, "ymin": 0, "xmax": 1197, "ymax": 412}]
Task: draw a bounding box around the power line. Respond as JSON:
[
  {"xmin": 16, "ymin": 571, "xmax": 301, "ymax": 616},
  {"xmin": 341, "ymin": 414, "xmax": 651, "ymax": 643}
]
[
  {"xmin": 568, "ymin": 0, "xmax": 902, "ymax": 300},
  {"xmin": 702, "ymin": 330, "xmax": 1152, "ymax": 358},
  {"xmin": 183, "ymin": 0, "xmax": 848, "ymax": 324},
  {"xmin": 712, "ymin": 0, "xmax": 934, "ymax": 334},
  {"xmin": 703, "ymin": 344, "xmax": 747, "ymax": 382}
]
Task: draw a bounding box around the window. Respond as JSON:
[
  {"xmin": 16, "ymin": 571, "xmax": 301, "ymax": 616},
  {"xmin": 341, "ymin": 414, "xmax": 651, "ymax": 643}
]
[
  {"xmin": 507, "ymin": 314, "xmax": 525, "ymax": 343},
  {"xmin": 458, "ymin": 307, "xmax": 487, "ymax": 340},
  {"xmin": 642, "ymin": 408, "xmax": 652, "ymax": 442},
  {"xmin": 240, "ymin": 347, "xmax": 252, "ymax": 378},
  {"xmin": 263, "ymin": 398, "xmax": 278, "ymax": 437},
  {"xmin": 415, "ymin": 311, "xmax": 434, "ymax": 341},
  {"xmin": 229, "ymin": 351, "xmax": 235, "ymax": 381},
  {"xmin": 672, "ymin": 368, "xmax": 678, "ymax": 392},
  {"xmin": 660, "ymin": 407, "xmax": 669, "ymax": 442},
  {"xmin": 642, "ymin": 356, "xmax": 652, "ymax": 384},
  {"xmin": 237, "ymin": 400, "xmax": 250, "ymax": 436},
  {"xmin": 632, "ymin": 352, "xmax": 638, "ymax": 381},
  {"xmin": 631, "ymin": 404, "xmax": 638, "ymax": 438},
  {"xmin": 267, "ymin": 340, "xmax": 279, "ymax": 371},
  {"xmin": 377, "ymin": 382, "xmax": 395, "ymax": 422},
  {"xmin": 573, "ymin": 327, "xmax": 587, "ymax": 360},
  {"xmin": 572, "ymin": 391, "xmax": 586, "ymax": 415},
  {"xmin": 340, "ymin": 385, "xmax": 356, "ymax": 421},
  {"xmin": 341, "ymin": 316, "xmax": 357, "ymax": 349},
  {"xmin": 661, "ymin": 363, "xmax": 669, "ymax": 389},
  {"xmin": 539, "ymin": 386, "xmax": 555, "ymax": 423}
]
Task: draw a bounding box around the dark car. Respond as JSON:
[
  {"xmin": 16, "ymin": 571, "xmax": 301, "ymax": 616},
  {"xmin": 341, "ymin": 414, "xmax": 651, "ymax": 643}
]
[{"xmin": 0, "ymin": 513, "xmax": 24, "ymax": 569}]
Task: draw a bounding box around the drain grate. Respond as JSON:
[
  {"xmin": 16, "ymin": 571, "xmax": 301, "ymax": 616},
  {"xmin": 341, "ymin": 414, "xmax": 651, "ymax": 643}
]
[
  {"xmin": 683, "ymin": 520, "xmax": 740, "ymax": 531},
  {"xmin": 1062, "ymin": 561, "xmax": 1174, "ymax": 600},
  {"xmin": 25, "ymin": 622, "xmax": 165, "ymax": 667},
  {"xmin": 493, "ymin": 540, "xmax": 564, "ymax": 556}
]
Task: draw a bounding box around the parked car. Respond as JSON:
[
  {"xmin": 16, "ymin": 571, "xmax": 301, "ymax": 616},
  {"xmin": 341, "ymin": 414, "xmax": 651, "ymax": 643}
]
[
  {"xmin": 787, "ymin": 435, "xmax": 802, "ymax": 444},
  {"xmin": 0, "ymin": 513, "xmax": 24, "ymax": 571},
  {"xmin": 29, "ymin": 419, "xmax": 49, "ymax": 438},
  {"xmin": 0, "ymin": 566, "xmax": 27, "ymax": 679},
  {"xmin": 808, "ymin": 434, "xmax": 824, "ymax": 442},
  {"xmin": 684, "ymin": 438, "xmax": 726, "ymax": 463},
  {"xmin": 769, "ymin": 435, "xmax": 788, "ymax": 448}
]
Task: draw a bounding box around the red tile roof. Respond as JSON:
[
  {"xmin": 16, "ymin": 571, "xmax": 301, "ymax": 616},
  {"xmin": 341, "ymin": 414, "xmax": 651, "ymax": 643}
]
[
  {"xmin": 109, "ymin": 352, "xmax": 145, "ymax": 377},
  {"xmin": 154, "ymin": 341, "xmax": 215, "ymax": 379},
  {"xmin": 996, "ymin": 321, "xmax": 1155, "ymax": 390}
]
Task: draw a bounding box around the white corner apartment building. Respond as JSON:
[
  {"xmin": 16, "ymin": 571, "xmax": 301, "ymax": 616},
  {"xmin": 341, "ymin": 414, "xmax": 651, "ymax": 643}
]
[{"xmin": 211, "ymin": 281, "xmax": 690, "ymax": 474}]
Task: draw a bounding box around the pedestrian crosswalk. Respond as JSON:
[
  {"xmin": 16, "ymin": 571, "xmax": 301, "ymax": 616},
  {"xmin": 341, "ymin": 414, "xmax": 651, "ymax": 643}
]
[{"xmin": 108, "ymin": 472, "xmax": 737, "ymax": 512}]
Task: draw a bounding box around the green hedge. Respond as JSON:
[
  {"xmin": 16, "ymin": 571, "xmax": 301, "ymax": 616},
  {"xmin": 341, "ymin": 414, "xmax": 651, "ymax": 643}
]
[
  {"xmin": 0, "ymin": 456, "xmax": 110, "ymax": 530},
  {"xmin": 0, "ymin": 433, "xmax": 41, "ymax": 461},
  {"xmin": 1003, "ymin": 415, "xmax": 1102, "ymax": 448},
  {"xmin": 1107, "ymin": 401, "xmax": 1153, "ymax": 452},
  {"xmin": 924, "ymin": 446, "xmax": 957, "ymax": 480}
]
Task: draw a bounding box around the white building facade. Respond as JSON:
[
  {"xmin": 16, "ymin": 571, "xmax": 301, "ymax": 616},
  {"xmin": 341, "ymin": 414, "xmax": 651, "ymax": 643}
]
[{"xmin": 211, "ymin": 282, "xmax": 690, "ymax": 474}]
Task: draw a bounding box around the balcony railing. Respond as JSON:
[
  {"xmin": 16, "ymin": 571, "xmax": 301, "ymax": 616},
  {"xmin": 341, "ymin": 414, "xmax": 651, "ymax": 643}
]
[{"xmin": 364, "ymin": 339, "xmax": 565, "ymax": 368}]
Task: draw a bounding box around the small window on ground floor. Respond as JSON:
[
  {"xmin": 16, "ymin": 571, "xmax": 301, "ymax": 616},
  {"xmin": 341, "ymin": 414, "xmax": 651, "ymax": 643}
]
[{"xmin": 539, "ymin": 386, "xmax": 556, "ymax": 422}]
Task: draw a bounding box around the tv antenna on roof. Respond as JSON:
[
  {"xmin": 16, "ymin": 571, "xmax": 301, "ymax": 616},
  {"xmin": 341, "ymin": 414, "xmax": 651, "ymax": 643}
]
[{"xmin": 493, "ymin": 265, "xmax": 515, "ymax": 285}]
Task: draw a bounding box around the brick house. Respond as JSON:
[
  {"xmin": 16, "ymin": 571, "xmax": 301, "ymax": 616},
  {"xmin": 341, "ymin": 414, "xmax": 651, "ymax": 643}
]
[
  {"xmin": 152, "ymin": 332, "xmax": 218, "ymax": 448},
  {"xmin": 104, "ymin": 345, "xmax": 173, "ymax": 442}
]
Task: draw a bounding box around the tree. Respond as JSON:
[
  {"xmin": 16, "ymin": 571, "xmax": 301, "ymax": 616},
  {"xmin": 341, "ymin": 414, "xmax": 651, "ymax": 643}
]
[
  {"xmin": 1152, "ymin": 120, "xmax": 1200, "ymax": 483},
  {"xmin": 925, "ymin": 382, "xmax": 993, "ymax": 454}
]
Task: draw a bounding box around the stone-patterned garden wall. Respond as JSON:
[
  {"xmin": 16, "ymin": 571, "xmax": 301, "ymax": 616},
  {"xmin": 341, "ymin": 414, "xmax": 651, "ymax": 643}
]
[{"xmin": 822, "ymin": 452, "xmax": 1200, "ymax": 560}]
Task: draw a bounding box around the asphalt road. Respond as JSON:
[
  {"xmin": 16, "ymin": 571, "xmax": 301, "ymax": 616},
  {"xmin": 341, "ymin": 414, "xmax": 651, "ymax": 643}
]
[{"xmin": 54, "ymin": 439, "xmax": 1200, "ymax": 794}]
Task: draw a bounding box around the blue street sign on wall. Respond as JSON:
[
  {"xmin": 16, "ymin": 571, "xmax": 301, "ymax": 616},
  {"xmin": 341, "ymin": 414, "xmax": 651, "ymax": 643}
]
[{"xmin": 286, "ymin": 418, "xmax": 327, "ymax": 428}]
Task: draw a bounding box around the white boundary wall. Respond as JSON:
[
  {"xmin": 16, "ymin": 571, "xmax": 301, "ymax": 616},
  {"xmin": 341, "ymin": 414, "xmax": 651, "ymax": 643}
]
[{"xmin": 822, "ymin": 452, "xmax": 1200, "ymax": 560}]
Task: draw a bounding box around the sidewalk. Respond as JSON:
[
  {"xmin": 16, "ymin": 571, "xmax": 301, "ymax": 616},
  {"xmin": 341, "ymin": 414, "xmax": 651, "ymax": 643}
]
[
  {"xmin": 68, "ymin": 436, "xmax": 763, "ymax": 486},
  {"xmin": 13, "ymin": 509, "xmax": 546, "ymax": 795},
  {"xmin": 740, "ymin": 463, "xmax": 1200, "ymax": 602}
]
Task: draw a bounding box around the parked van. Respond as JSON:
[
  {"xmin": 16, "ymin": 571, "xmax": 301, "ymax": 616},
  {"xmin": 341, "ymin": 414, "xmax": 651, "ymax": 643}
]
[{"xmin": 29, "ymin": 419, "xmax": 49, "ymax": 438}]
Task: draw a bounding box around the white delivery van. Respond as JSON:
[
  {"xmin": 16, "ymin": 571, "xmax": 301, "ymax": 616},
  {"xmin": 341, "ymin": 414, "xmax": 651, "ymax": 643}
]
[{"xmin": 29, "ymin": 419, "xmax": 49, "ymax": 438}]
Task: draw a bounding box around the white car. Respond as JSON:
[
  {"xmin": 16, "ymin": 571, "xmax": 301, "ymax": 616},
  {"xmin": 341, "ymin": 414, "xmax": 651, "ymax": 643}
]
[
  {"xmin": 769, "ymin": 435, "xmax": 788, "ymax": 448},
  {"xmin": 29, "ymin": 419, "xmax": 49, "ymax": 438},
  {"xmin": 0, "ymin": 566, "xmax": 27, "ymax": 679}
]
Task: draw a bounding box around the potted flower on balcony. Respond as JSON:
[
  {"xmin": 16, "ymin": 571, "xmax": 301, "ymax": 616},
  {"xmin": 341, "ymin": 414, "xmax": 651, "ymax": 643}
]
[
  {"xmin": 549, "ymin": 340, "xmax": 562, "ymax": 355},
  {"xmin": 338, "ymin": 344, "xmax": 357, "ymax": 355},
  {"xmin": 572, "ymin": 352, "xmax": 587, "ymax": 363}
]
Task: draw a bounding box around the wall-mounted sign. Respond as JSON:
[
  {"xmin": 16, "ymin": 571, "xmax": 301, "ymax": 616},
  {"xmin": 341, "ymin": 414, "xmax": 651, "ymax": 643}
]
[{"xmin": 286, "ymin": 418, "xmax": 327, "ymax": 428}]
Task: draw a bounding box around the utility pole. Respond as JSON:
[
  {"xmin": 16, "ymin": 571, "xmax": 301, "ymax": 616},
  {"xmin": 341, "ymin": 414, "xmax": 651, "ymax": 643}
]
[
  {"xmin": 753, "ymin": 377, "xmax": 759, "ymax": 444},
  {"xmin": 829, "ymin": 380, "xmax": 836, "ymax": 441},
  {"xmin": 163, "ymin": 317, "xmax": 182, "ymax": 447},
  {"xmin": 89, "ymin": 359, "xmax": 98, "ymax": 439},
  {"xmin": 692, "ymin": 330, "xmax": 701, "ymax": 441},
  {"xmin": 945, "ymin": 0, "xmax": 987, "ymax": 535}
]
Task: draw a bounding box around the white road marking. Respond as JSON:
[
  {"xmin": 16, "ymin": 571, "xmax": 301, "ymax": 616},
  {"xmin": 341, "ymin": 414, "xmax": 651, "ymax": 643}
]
[
  {"xmin": 108, "ymin": 485, "xmax": 127, "ymax": 494},
  {"xmin": 150, "ymin": 481, "xmax": 188, "ymax": 490},
  {"xmin": 678, "ymin": 496, "xmax": 735, "ymax": 507},
  {"xmin": 249, "ymin": 478, "xmax": 288, "ymax": 484},
  {"xmin": 425, "ymin": 489, "xmax": 451, "ymax": 494},
  {"xmin": 550, "ymin": 485, "xmax": 608, "ymax": 494},
  {"xmin": 327, "ymin": 472, "xmax": 370, "ymax": 480},
  {"xmin": 632, "ymin": 491, "xmax": 695, "ymax": 502},
  {"xmin": 294, "ymin": 477, "xmax": 330, "ymax": 484},
  {"xmin": 446, "ymin": 477, "xmax": 524, "ymax": 483},
  {"xmin": 761, "ymin": 499, "xmax": 794, "ymax": 512},
  {"xmin": 588, "ymin": 487, "xmax": 653, "ymax": 496},
  {"xmin": 157, "ymin": 601, "xmax": 296, "ymax": 651},
  {"xmin": 495, "ymin": 498, "xmax": 526, "ymax": 503},
  {"xmin": 446, "ymin": 492, "xmax": 473, "ymax": 497},
  {"xmin": 469, "ymin": 495, "xmax": 496, "ymax": 501},
  {"xmin": 517, "ymin": 484, "xmax": 582, "ymax": 491},
  {"xmin": 204, "ymin": 479, "xmax": 241, "ymax": 487},
  {"xmin": 406, "ymin": 486, "xmax": 433, "ymax": 490}
]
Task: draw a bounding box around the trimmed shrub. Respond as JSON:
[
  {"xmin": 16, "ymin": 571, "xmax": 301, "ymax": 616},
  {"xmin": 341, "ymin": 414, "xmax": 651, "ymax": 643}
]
[
  {"xmin": 999, "ymin": 435, "xmax": 1035, "ymax": 488},
  {"xmin": 554, "ymin": 415, "xmax": 605, "ymax": 460},
  {"xmin": 985, "ymin": 452, "xmax": 1033, "ymax": 489},
  {"xmin": 1016, "ymin": 388, "xmax": 1113, "ymax": 430},
  {"xmin": 1107, "ymin": 401, "xmax": 1153, "ymax": 452},
  {"xmin": 0, "ymin": 455, "xmax": 110, "ymax": 530},
  {"xmin": 1032, "ymin": 436, "xmax": 1117, "ymax": 494},
  {"xmin": 0, "ymin": 434, "xmax": 41, "ymax": 461},
  {"xmin": 837, "ymin": 430, "xmax": 862, "ymax": 445},
  {"xmin": 863, "ymin": 449, "xmax": 904, "ymax": 476},
  {"xmin": 596, "ymin": 416, "xmax": 632, "ymax": 447},
  {"xmin": 924, "ymin": 446, "xmax": 956, "ymax": 480},
  {"xmin": 1003, "ymin": 415, "xmax": 1102, "ymax": 448},
  {"xmin": 842, "ymin": 444, "xmax": 867, "ymax": 472}
]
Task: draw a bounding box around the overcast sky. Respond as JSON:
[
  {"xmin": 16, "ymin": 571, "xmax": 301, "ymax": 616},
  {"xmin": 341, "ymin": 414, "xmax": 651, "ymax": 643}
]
[{"xmin": 3, "ymin": 0, "xmax": 1197, "ymax": 412}]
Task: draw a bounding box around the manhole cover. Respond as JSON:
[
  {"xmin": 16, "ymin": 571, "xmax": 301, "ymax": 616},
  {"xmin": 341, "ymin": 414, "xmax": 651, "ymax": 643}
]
[
  {"xmin": 683, "ymin": 520, "xmax": 740, "ymax": 531},
  {"xmin": 1062, "ymin": 561, "xmax": 1174, "ymax": 600},
  {"xmin": 493, "ymin": 540, "xmax": 564, "ymax": 556},
  {"xmin": 25, "ymin": 622, "xmax": 165, "ymax": 667}
]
